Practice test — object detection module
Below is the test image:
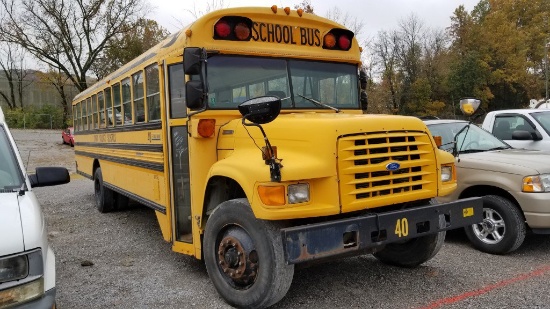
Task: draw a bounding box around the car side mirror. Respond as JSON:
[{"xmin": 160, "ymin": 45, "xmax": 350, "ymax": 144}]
[{"xmin": 29, "ymin": 167, "xmax": 70, "ymax": 188}]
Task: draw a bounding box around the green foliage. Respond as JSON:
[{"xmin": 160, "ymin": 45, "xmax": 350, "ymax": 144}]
[
  {"xmin": 4, "ymin": 105, "xmax": 66, "ymax": 129},
  {"xmin": 92, "ymin": 18, "xmax": 170, "ymax": 79}
]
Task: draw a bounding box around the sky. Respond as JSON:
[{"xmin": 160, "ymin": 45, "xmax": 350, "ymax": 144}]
[{"xmin": 149, "ymin": 0, "xmax": 481, "ymax": 40}]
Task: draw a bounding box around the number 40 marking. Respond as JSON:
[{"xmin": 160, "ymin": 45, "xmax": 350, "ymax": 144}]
[{"xmin": 395, "ymin": 218, "xmax": 409, "ymax": 237}]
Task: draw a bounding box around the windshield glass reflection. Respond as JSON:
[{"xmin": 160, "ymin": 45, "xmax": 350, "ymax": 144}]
[{"xmin": 427, "ymin": 122, "xmax": 510, "ymax": 153}]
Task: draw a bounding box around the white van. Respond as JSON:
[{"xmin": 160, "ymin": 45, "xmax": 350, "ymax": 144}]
[{"xmin": 0, "ymin": 107, "xmax": 69, "ymax": 308}]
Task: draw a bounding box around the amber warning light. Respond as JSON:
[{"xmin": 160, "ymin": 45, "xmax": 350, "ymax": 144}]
[{"xmin": 214, "ymin": 16, "xmax": 253, "ymax": 41}]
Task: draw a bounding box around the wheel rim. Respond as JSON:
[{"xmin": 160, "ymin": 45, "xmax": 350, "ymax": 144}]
[
  {"xmin": 216, "ymin": 226, "xmax": 259, "ymax": 289},
  {"xmin": 471, "ymin": 207, "xmax": 505, "ymax": 244}
]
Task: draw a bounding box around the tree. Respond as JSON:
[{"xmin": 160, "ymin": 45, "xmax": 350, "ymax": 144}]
[
  {"xmin": 36, "ymin": 68, "xmax": 75, "ymax": 126},
  {"xmin": 91, "ymin": 18, "xmax": 169, "ymax": 80},
  {"xmin": 372, "ymin": 30, "xmax": 402, "ymax": 113},
  {"xmin": 185, "ymin": 0, "xmax": 227, "ymax": 19},
  {"xmin": 0, "ymin": 43, "xmax": 32, "ymax": 109},
  {"xmin": 0, "ymin": 0, "xmax": 146, "ymax": 92},
  {"xmin": 293, "ymin": 0, "xmax": 314, "ymax": 13}
]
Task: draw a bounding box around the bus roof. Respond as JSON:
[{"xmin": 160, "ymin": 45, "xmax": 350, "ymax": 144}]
[{"xmin": 74, "ymin": 6, "xmax": 361, "ymax": 102}]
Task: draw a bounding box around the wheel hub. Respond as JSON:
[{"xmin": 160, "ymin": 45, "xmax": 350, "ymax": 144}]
[
  {"xmin": 217, "ymin": 235, "xmax": 258, "ymax": 285},
  {"xmin": 482, "ymin": 219, "xmax": 495, "ymax": 233}
]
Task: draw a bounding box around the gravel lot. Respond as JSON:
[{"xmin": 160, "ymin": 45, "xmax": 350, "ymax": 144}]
[{"xmin": 11, "ymin": 129, "xmax": 550, "ymax": 309}]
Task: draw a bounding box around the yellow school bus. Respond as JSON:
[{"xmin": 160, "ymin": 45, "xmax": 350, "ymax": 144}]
[{"xmin": 72, "ymin": 6, "xmax": 482, "ymax": 308}]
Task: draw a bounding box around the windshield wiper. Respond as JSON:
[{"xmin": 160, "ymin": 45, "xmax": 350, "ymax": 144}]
[
  {"xmin": 487, "ymin": 146, "xmax": 511, "ymax": 151},
  {"xmin": 297, "ymin": 94, "xmax": 340, "ymax": 113}
]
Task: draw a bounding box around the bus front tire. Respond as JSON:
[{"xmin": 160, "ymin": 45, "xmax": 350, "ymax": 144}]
[
  {"xmin": 94, "ymin": 167, "xmax": 115, "ymax": 213},
  {"xmin": 373, "ymin": 231, "xmax": 445, "ymax": 268},
  {"xmin": 203, "ymin": 198, "xmax": 294, "ymax": 308}
]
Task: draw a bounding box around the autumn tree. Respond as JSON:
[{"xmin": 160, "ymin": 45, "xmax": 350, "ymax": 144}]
[
  {"xmin": 0, "ymin": 43, "xmax": 32, "ymax": 109},
  {"xmin": 0, "ymin": 0, "xmax": 146, "ymax": 93},
  {"xmin": 293, "ymin": 0, "xmax": 314, "ymax": 14},
  {"xmin": 91, "ymin": 18, "xmax": 169, "ymax": 80}
]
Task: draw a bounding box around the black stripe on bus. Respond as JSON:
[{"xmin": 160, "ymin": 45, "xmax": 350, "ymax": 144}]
[
  {"xmin": 74, "ymin": 121, "xmax": 162, "ymax": 135},
  {"xmin": 104, "ymin": 182, "xmax": 166, "ymax": 214},
  {"xmin": 75, "ymin": 151, "xmax": 164, "ymax": 172},
  {"xmin": 77, "ymin": 142, "xmax": 163, "ymax": 152},
  {"xmin": 77, "ymin": 170, "xmax": 93, "ymax": 180}
]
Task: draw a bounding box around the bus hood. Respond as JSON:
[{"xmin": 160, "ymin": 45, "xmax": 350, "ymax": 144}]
[
  {"xmin": 225, "ymin": 112, "xmax": 433, "ymax": 181},
  {"xmin": 0, "ymin": 193, "xmax": 25, "ymax": 255}
]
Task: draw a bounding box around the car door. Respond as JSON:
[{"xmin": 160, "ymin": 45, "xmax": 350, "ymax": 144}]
[{"xmin": 491, "ymin": 114, "xmax": 550, "ymax": 150}]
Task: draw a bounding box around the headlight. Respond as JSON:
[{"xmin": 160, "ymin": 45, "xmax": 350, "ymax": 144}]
[
  {"xmin": 0, "ymin": 278, "xmax": 44, "ymax": 307},
  {"xmin": 441, "ymin": 164, "xmax": 454, "ymax": 182},
  {"xmin": 0, "ymin": 255, "xmax": 28, "ymax": 283},
  {"xmin": 288, "ymin": 183, "xmax": 310, "ymax": 204},
  {"xmin": 523, "ymin": 174, "xmax": 550, "ymax": 192},
  {"xmin": 0, "ymin": 250, "xmax": 44, "ymax": 307}
]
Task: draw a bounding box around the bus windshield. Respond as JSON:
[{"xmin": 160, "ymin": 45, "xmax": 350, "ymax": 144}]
[{"xmin": 205, "ymin": 55, "xmax": 359, "ymax": 110}]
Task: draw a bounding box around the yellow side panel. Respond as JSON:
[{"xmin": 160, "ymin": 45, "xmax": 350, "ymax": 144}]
[{"xmin": 155, "ymin": 211, "xmax": 171, "ymax": 242}]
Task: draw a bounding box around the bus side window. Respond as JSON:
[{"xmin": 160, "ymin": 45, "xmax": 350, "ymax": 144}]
[
  {"xmin": 113, "ymin": 83, "xmax": 123, "ymax": 126},
  {"xmin": 105, "ymin": 87, "xmax": 114, "ymax": 127},
  {"xmin": 168, "ymin": 63, "xmax": 186, "ymax": 119},
  {"xmin": 81, "ymin": 100, "xmax": 87, "ymax": 131},
  {"xmin": 121, "ymin": 78, "xmax": 132, "ymax": 125},
  {"xmin": 98, "ymin": 91, "xmax": 106, "ymax": 128},
  {"xmin": 91, "ymin": 94, "xmax": 98, "ymax": 129},
  {"xmin": 145, "ymin": 64, "xmax": 161, "ymax": 121},
  {"xmin": 133, "ymin": 71, "xmax": 145, "ymax": 123}
]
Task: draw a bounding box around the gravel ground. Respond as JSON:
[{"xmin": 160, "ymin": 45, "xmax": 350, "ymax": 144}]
[{"xmin": 10, "ymin": 129, "xmax": 550, "ymax": 309}]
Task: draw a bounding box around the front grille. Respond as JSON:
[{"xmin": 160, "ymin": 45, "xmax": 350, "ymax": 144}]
[{"xmin": 338, "ymin": 131, "xmax": 437, "ymax": 211}]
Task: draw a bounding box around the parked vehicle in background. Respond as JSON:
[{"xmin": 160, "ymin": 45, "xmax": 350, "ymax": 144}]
[
  {"xmin": 425, "ymin": 118, "xmax": 550, "ymax": 254},
  {"xmin": 481, "ymin": 109, "xmax": 550, "ymax": 150},
  {"xmin": 61, "ymin": 127, "xmax": 74, "ymax": 146},
  {"xmin": 0, "ymin": 107, "xmax": 70, "ymax": 308}
]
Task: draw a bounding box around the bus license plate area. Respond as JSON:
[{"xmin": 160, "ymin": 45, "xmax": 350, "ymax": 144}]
[{"xmin": 281, "ymin": 197, "xmax": 483, "ymax": 264}]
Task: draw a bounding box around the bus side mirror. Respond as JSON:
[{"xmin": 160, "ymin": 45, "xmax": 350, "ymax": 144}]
[
  {"xmin": 359, "ymin": 70, "xmax": 368, "ymax": 111},
  {"xmin": 183, "ymin": 47, "xmax": 203, "ymax": 75},
  {"xmin": 186, "ymin": 80, "xmax": 205, "ymax": 110},
  {"xmin": 238, "ymin": 96, "xmax": 281, "ymax": 124},
  {"xmin": 359, "ymin": 70, "xmax": 367, "ymax": 90}
]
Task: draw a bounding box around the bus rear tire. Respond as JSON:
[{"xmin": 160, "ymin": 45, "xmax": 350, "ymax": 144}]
[
  {"xmin": 203, "ymin": 198, "xmax": 294, "ymax": 308},
  {"xmin": 94, "ymin": 167, "xmax": 115, "ymax": 213},
  {"xmin": 372, "ymin": 231, "xmax": 445, "ymax": 268}
]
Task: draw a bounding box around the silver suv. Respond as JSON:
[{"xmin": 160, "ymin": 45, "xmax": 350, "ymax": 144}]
[{"xmin": 0, "ymin": 107, "xmax": 69, "ymax": 308}]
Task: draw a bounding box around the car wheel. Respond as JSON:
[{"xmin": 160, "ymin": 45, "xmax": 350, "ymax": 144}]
[
  {"xmin": 94, "ymin": 167, "xmax": 115, "ymax": 213},
  {"xmin": 203, "ymin": 198, "xmax": 294, "ymax": 308},
  {"xmin": 464, "ymin": 195, "xmax": 525, "ymax": 255},
  {"xmin": 373, "ymin": 231, "xmax": 445, "ymax": 268}
]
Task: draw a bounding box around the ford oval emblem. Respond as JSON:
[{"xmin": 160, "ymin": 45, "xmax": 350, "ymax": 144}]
[{"xmin": 386, "ymin": 162, "xmax": 400, "ymax": 171}]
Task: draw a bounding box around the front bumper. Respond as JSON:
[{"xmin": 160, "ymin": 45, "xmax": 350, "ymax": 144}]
[
  {"xmin": 281, "ymin": 197, "xmax": 483, "ymax": 264},
  {"xmin": 9, "ymin": 287, "xmax": 55, "ymax": 309},
  {"xmin": 514, "ymin": 191, "xmax": 550, "ymax": 229}
]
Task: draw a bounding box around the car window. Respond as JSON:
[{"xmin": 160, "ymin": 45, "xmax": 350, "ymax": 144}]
[
  {"xmin": 0, "ymin": 126, "xmax": 24, "ymax": 191},
  {"xmin": 530, "ymin": 111, "xmax": 550, "ymax": 136},
  {"xmin": 428, "ymin": 122, "xmax": 509, "ymax": 153}
]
